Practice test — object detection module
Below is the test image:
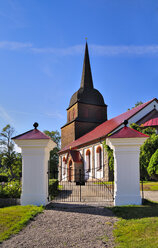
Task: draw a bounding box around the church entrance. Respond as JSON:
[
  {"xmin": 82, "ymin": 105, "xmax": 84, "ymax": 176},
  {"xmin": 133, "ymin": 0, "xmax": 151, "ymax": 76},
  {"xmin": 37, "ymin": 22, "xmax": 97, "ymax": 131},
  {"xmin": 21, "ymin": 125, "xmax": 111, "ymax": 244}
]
[{"xmin": 53, "ymin": 168, "xmax": 114, "ymax": 203}]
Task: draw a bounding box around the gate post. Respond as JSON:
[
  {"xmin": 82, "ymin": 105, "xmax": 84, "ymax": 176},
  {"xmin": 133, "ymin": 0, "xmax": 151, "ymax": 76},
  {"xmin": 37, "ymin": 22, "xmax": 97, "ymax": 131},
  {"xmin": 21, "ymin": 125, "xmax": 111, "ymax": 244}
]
[
  {"xmin": 12, "ymin": 123, "xmax": 56, "ymax": 206},
  {"xmin": 107, "ymin": 123, "xmax": 148, "ymax": 206}
]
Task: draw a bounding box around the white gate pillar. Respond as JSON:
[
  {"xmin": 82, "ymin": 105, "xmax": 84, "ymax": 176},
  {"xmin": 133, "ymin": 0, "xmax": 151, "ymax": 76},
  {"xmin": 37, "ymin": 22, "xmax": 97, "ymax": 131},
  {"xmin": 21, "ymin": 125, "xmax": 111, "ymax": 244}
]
[
  {"xmin": 107, "ymin": 123, "xmax": 148, "ymax": 206},
  {"xmin": 12, "ymin": 123, "xmax": 56, "ymax": 206}
]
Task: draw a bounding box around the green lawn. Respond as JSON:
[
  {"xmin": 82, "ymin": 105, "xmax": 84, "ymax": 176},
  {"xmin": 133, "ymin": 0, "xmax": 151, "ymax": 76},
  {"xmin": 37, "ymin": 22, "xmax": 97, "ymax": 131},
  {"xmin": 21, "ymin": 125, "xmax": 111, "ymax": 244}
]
[
  {"xmin": 94, "ymin": 181, "xmax": 158, "ymax": 191},
  {"xmin": 111, "ymin": 200, "xmax": 158, "ymax": 248},
  {"xmin": 0, "ymin": 205, "xmax": 43, "ymax": 243},
  {"xmin": 142, "ymin": 181, "xmax": 158, "ymax": 191}
]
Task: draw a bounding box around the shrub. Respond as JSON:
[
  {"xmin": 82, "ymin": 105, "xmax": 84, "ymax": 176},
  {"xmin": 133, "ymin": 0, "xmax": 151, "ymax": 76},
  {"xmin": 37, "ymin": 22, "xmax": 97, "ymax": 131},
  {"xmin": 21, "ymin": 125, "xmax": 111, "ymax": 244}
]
[
  {"xmin": 0, "ymin": 180, "xmax": 21, "ymax": 198},
  {"xmin": 49, "ymin": 179, "xmax": 58, "ymax": 199},
  {"xmin": 147, "ymin": 149, "xmax": 158, "ymax": 180},
  {"xmin": 0, "ymin": 174, "xmax": 8, "ymax": 182},
  {"xmin": 140, "ymin": 134, "xmax": 158, "ymax": 180}
]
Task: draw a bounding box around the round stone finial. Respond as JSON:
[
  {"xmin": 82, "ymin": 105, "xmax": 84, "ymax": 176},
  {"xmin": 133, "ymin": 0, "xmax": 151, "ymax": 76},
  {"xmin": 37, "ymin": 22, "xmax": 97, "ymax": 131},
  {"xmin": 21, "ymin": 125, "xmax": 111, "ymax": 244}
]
[
  {"xmin": 33, "ymin": 122, "xmax": 39, "ymax": 129},
  {"xmin": 123, "ymin": 120, "xmax": 128, "ymax": 127}
]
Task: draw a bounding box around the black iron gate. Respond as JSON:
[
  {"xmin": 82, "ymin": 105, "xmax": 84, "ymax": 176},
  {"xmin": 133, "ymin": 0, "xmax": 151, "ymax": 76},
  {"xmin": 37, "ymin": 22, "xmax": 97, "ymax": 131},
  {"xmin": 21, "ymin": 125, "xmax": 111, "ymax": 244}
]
[{"xmin": 53, "ymin": 168, "xmax": 114, "ymax": 203}]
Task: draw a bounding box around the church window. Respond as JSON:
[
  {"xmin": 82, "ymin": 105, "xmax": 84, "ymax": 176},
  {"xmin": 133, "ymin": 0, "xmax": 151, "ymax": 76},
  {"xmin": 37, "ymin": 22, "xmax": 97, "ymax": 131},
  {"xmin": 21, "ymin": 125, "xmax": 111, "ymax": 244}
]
[
  {"xmin": 96, "ymin": 146, "xmax": 102, "ymax": 170},
  {"xmin": 86, "ymin": 149, "xmax": 91, "ymax": 172}
]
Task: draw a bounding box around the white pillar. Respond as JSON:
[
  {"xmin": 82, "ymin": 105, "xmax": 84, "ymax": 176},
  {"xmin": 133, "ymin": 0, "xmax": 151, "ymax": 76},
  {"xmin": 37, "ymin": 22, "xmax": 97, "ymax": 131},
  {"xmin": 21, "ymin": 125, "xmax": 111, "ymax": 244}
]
[
  {"xmin": 14, "ymin": 139, "xmax": 56, "ymax": 206},
  {"xmin": 107, "ymin": 137, "xmax": 148, "ymax": 206}
]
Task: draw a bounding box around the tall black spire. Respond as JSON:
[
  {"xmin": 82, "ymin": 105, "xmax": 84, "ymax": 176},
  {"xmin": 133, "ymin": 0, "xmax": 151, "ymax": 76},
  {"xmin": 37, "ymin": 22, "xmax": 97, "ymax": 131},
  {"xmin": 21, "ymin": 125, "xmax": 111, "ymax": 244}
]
[
  {"xmin": 80, "ymin": 42, "xmax": 94, "ymax": 89},
  {"xmin": 68, "ymin": 41, "xmax": 106, "ymax": 109}
]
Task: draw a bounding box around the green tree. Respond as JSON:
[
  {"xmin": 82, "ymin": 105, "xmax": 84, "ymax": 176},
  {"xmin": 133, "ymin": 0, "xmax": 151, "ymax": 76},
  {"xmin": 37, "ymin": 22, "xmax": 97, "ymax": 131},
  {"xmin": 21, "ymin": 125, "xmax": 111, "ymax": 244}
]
[
  {"xmin": 140, "ymin": 134, "xmax": 158, "ymax": 180},
  {"xmin": 128, "ymin": 101, "xmax": 143, "ymax": 111},
  {"xmin": 130, "ymin": 123, "xmax": 156, "ymax": 136},
  {"xmin": 0, "ymin": 125, "xmax": 22, "ymax": 180},
  {"xmin": 147, "ymin": 149, "xmax": 158, "ymax": 180},
  {"xmin": 0, "ymin": 124, "xmax": 15, "ymax": 155},
  {"xmin": 1, "ymin": 152, "xmax": 22, "ymax": 180},
  {"xmin": 130, "ymin": 123, "xmax": 157, "ymax": 180},
  {"xmin": 43, "ymin": 130, "xmax": 61, "ymax": 179},
  {"xmin": 103, "ymin": 142, "xmax": 114, "ymax": 181}
]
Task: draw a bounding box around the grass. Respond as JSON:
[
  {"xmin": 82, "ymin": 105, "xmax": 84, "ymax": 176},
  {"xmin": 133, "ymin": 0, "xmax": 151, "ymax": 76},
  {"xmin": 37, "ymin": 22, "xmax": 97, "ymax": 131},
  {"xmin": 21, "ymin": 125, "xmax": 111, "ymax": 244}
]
[
  {"xmin": 111, "ymin": 200, "xmax": 158, "ymax": 248},
  {"xmin": 141, "ymin": 181, "xmax": 158, "ymax": 191},
  {"xmin": 0, "ymin": 205, "xmax": 43, "ymax": 243}
]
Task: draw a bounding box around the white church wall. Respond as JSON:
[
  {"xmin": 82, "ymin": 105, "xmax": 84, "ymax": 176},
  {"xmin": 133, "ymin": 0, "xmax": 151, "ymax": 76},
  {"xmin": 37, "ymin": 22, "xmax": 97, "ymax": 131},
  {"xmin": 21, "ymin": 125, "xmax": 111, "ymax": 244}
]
[
  {"xmin": 94, "ymin": 144, "xmax": 104, "ymax": 179},
  {"xmin": 83, "ymin": 147, "xmax": 92, "ymax": 180},
  {"xmin": 61, "ymin": 154, "xmax": 67, "ymax": 181}
]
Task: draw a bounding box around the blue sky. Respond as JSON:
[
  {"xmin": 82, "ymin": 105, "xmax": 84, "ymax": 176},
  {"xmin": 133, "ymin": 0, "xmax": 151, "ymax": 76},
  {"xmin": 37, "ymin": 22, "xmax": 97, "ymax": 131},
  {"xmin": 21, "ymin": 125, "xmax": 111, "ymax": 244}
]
[{"xmin": 0, "ymin": 0, "xmax": 158, "ymax": 136}]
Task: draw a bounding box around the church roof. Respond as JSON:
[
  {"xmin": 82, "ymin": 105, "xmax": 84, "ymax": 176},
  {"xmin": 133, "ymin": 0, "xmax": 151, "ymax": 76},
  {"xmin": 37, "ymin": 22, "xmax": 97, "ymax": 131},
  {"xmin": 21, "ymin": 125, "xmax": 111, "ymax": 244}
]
[
  {"xmin": 66, "ymin": 150, "xmax": 82, "ymax": 163},
  {"xmin": 108, "ymin": 126, "xmax": 149, "ymax": 138},
  {"xmin": 12, "ymin": 128, "xmax": 51, "ymax": 140},
  {"xmin": 60, "ymin": 98, "xmax": 157, "ymax": 153},
  {"xmin": 68, "ymin": 42, "xmax": 106, "ymax": 109},
  {"xmin": 141, "ymin": 117, "xmax": 158, "ymax": 127}
]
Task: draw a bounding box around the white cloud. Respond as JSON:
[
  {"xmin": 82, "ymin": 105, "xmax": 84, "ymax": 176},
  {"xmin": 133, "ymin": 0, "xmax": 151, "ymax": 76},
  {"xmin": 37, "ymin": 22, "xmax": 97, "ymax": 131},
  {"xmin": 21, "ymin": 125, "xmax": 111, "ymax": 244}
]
[
  {"xmin": 31, "ymin": 45, "xmax": 84, "ymax": 55},
  {"xmin": 14, "ymin": 143, "xmax": 21, "ymax": 153},
  {"xmin": 90, "ymin": 44, "xmax": 158, "ymax": 56},
  {"xmin": 1, "ymin": 40, "xmax": 158, "ymax": 57},
  {"xmin": 0, "ymin": 105, "xmax": 14, "ymax": 124},
  {"xmin": 0, "ymin": 41, "xmax": 32, "ymax": 50}
]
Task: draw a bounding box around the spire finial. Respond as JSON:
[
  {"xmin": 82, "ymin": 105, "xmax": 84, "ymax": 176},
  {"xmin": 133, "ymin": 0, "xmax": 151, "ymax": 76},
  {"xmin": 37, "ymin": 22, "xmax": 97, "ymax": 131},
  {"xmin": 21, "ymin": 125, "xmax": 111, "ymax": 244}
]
[
  {"xmin": 33, "ymin": 122, "xmax": 39, "ymax": 129},
  {"xmin": 80, "ymin": 41, "xmax": 94, "ymax": 89}
]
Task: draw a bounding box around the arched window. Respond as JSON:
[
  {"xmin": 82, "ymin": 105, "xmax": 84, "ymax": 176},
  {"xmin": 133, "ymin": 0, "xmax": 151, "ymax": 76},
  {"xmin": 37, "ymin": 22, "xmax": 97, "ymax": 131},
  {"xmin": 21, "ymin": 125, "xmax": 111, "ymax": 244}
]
[
  {"xmin": 86, "ymin": 149, "xmax": 91, "ymax": 172},
  {"xmin": 96, "ymin": 146, "xmax": 102, "ymax": 170},
  {"xmin": 63, "ymin": 157, "xmax": 66, "ymax": 175}
]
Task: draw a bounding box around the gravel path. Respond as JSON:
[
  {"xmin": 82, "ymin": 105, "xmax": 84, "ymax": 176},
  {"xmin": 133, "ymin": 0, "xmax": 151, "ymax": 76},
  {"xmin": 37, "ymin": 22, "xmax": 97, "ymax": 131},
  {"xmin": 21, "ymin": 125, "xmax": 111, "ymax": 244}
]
[
  {"xmin": 1, "ymin": 203, "xmax": 117, "ymax": 248},
  {"xmin": 143, "ymin": 191, "xmax": 158, "ymax": 202}
]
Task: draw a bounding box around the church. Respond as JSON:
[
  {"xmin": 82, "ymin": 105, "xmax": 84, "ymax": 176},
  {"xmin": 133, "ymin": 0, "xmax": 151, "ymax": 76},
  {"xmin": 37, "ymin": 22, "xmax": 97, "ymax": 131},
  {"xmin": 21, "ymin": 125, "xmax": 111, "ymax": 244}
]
[{"xmin": 58, "ymin": 42, "xmax": 158, "ymax": 182}]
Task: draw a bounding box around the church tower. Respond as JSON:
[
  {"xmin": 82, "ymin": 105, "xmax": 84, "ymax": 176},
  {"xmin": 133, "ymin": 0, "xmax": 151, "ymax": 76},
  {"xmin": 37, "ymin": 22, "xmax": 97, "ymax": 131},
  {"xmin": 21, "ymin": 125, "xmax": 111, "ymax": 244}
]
[{"xmin": 61, "ymin": 42, "xmax": 107, "ymax": 148}]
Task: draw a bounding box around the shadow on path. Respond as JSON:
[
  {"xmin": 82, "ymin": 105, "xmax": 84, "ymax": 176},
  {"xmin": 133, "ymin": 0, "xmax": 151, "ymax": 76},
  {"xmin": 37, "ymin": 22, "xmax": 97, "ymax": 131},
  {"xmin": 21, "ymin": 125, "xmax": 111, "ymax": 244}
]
[{"xmin": 46, "ymin": 202, "xmax": 115, "ymax": 217}]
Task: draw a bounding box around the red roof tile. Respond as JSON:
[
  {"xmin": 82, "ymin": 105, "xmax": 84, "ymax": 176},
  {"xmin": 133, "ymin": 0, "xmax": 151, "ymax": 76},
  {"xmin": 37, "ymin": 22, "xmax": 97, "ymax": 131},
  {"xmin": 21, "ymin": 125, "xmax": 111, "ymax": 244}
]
[
  {"xmin": 12, "ymin": 129, "xmax": 51, "ymax": 140},
  {"xmin": 141, "ymin": 117, "xmax": 158, "ymax": 127},
  {"xmin": 60, "ymin": 98, "xmax": 157, "ymax": 153},
  {"xmin": 109, "ymin": 126, "xmax": 149, "ymax": 138},
  {"xmin": 69, "ymin": 150, "xmax": 82, "ymax": 163}
]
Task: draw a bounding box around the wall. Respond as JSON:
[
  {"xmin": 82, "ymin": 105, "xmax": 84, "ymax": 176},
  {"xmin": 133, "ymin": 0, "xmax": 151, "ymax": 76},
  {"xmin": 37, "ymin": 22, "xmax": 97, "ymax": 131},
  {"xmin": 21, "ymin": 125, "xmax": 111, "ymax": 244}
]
[{"xmin": 61, "ymin": 122, "xmax": 75, "ymax": 148}]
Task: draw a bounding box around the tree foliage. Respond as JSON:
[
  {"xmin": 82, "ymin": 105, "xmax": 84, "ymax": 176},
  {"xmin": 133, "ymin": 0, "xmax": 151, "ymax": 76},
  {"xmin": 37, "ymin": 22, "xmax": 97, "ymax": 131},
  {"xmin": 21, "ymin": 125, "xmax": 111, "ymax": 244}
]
[
  {"xmin": 104, "ymin": 144, "xmax": 114, "ymax": 171},
  {"xmin": 147, "ymin": 149, "xmax": 158, "ymax": 180},
  {"xmin": 140, "ymin": 134, "xmax": 158, "ymax": 180},
  {"xmin": 130, "ymin": 123, "xmax": 156, "ymax": 136},
  {"xmin": 43, "ymin": 130, "xmax": 61, "ymax": 179},
  {"xmin": 128, "ymin": 101, "xmax": 143, "ymax": 111},
  {"xmin": 0, "ymin": 124, "xmax": 15, "ymax": 154},
  {"xmin": 130, "ymin": 123, "xmax": 157, "ymax": 180},
  {"xmin": 0, "ymin": 125, "xmax": 22, "ymax": 180},
  {"xmin": 43, "ymin": 130, "xmax": 60, "ymax": 148}
]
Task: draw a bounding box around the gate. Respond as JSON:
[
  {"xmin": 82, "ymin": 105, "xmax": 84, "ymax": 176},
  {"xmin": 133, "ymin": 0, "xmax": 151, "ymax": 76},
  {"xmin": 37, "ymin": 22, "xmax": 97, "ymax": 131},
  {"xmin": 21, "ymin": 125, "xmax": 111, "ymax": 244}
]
[{"xmin": 53, "ymin": 168, "xmax": 114, "ymax": 203}]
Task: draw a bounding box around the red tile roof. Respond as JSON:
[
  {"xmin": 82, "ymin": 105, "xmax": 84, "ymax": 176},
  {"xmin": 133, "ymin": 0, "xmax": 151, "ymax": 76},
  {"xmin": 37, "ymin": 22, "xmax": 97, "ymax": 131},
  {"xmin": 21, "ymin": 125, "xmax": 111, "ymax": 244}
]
[
  {"xmin": 12, "ymin": 129, "xmax": 51, "ymax": 140},
  {"xmin": 141, "ymin": 117, "xmax": 158, "ymax": 127},
  {"xmin": 109, "ymin": 126, "xmax": 149, "ymax": 138},
  {"xmin": 69, "ymin": 150, "xmax": 82, "ymax": 163},
  {"xmin": 60, "ymin": 98, "xmax": 157, "ymax": 153}
]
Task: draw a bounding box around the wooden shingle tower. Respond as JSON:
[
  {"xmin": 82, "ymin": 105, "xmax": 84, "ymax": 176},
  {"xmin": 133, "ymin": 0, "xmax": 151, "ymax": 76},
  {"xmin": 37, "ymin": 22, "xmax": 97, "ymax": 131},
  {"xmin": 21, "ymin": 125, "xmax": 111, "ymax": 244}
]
[{"xmin": 61, "ymin": 42, "xmax": 107, "ymax": 148}]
